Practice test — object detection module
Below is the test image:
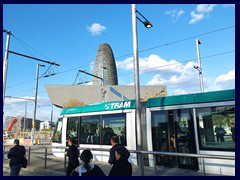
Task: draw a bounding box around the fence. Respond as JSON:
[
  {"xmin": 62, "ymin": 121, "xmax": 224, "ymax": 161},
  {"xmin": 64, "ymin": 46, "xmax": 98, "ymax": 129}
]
[{"xmin": 3, "ymin": 144, "xmax": 235, "ymax": 176}]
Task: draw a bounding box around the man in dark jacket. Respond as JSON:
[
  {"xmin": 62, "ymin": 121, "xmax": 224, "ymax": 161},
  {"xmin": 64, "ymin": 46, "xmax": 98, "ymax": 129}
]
[
  {"xmin": 108, "ymin": 136, "xmax": 130, "ymax": 165},
  {"xmin": 66, "ymin": 138, "xmax": 79, "ymax": 176},
  {"xmin": 7, "ymin": 139, "xmax": 26, "ymax": 176},
  {"xmin": 108, "ymin": 147, "xmax": 132, "ymax": 176}
]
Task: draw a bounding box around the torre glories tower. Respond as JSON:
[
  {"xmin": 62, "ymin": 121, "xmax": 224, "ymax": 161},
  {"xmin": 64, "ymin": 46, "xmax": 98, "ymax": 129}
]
[{"xmin": 93, "ymin": 43, "xmax": 118, "ymax": 85}]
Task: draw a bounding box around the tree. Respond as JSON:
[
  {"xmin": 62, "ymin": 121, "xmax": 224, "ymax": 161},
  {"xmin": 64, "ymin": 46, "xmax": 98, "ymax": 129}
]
[
  {"xmin": 141, "ymin": 91, "xmax": 167, "ymax": 102},
  {"xmin": 63, "ymin": 99, "xmax": 86, "ymax": 108}
]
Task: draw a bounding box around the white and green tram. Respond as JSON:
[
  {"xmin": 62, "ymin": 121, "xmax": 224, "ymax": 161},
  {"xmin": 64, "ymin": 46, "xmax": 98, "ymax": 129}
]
[
  {"xmin": 52, "ymin": 89, "xmax": 235, "ymax": 175},
  {"xmin": 52, "ymin": 100, "xmax": 139, "ymax": 165}
]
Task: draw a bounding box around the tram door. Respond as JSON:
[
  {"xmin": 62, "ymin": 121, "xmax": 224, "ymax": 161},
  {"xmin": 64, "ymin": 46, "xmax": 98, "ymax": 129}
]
[
  {"xmin": 151, "ymin": 109, "xmax": 198, "ymax": 169},
  {"xmin": 151, "ymin": 111, "xmax": 170, "ymax": 166},
  {"xmin": 174, "ymin": 109, "xmax": 198, "ymax": 169}
]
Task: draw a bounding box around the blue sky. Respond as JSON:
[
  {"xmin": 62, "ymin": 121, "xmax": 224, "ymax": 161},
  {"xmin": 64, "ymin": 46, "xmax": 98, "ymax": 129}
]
[{"xmin": 3, "ymin": 4, "xmax": 235, "ymax": 123}]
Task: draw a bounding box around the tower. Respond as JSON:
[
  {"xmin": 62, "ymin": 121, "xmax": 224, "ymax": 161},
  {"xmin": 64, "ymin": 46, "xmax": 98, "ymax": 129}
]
[{"xmin": 93, "ymin": 43, "xmax": 118, "ymax": 85}]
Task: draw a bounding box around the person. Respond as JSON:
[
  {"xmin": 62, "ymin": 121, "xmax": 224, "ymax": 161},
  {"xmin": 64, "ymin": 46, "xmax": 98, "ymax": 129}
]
[
  {"xmin": 108, "ymin": 147, "xmax": 132, "ymax": 176},
  {"xmin": 66, "ymin": 138, "xmax": 79, "ymax": 176},
  {"xmin": 7, "ymin": 139, "xmax": 26, "ymax": 176},
  {"xmin": 103, "ymin": 126, "xmax": 115, "ymax": 144},
  {"xmin": 71, "ymin": 149, "xmax": 105, "ymax": 176},
  {"xmin": 93, "ymin": 129, "xmax": 100, "ymax": 144},
  {"xmin": 215, "ymin": 126, "xmax": 226, "ymax": 142},
  {"xmin": 69, "ymin": 128, "xmax": 77, "ymax": 137},
  {"xmin": 170, "ymin": 135, "xmax": 176, "ymax": 152},
  {"xmin": 108, "ymin": 136, "xmax": 130, "ymax": 165}
]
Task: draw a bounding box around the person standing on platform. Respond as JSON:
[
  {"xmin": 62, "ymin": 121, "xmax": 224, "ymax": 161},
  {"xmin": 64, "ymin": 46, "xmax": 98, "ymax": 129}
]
[
  {"xmin": 108, "ymin": 147, "xmax": 132, "ymax": 176},
  {"xmin": 108, "ymin": 136, "xmax": 130, "ymax": 165},
  {"xmin": 71, "ymin": 149, "xmax": 105, "ymax": 176},
  {"xmin": 66, "ymin": 138, "xmax": 79, "ymax": 176},
  {"xmin": 7, "ymin": 139, "xmax": 26, "ymax": 176}
]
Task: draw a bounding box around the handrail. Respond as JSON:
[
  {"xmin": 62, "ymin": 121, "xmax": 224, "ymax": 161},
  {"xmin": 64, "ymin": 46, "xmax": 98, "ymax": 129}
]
[
  {"xmin": 3, "ymin": 144, "xmax": 235, "ymax": 176},
  {"xmin": 3, "ymin": 144, "xmax": 235, "ymax": 160}
]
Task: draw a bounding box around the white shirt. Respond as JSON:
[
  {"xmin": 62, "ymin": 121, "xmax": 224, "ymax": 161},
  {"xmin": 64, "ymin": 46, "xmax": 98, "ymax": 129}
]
[{"xmin": 74, "ymin": 163, "xmax": 95, "ymax": 176}]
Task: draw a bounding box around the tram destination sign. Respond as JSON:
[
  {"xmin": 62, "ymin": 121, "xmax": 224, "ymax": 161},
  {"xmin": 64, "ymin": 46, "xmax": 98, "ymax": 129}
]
[{"xmin": 104, "ymin": 101, "xmax": 134, "ymax": 110}]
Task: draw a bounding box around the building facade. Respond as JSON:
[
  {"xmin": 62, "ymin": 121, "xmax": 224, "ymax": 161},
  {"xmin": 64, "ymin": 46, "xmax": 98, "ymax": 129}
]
[{"xmin": 93, "ymin": 43, "xmax": 118, "ymax": 85}]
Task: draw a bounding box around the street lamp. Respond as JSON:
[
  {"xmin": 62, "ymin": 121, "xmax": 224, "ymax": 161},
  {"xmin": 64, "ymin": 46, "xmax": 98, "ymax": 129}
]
[
  {"xmin": 136, "ymin": 10, "xmax": 153, "ymax": 28},
  {"xmin": 31, "ymin": 63, "xmax": 45, "ymax": 145},
  {"xmin": 3, "ymin": 30, "xmax": 11, "ymax": 110},
  {"xmin": 132, "ymin": 4, "xmax": 153, "ymax": 176},
  {"xmin": 194, "ymin": 39, "xmax": 204, "ymax": 92}
]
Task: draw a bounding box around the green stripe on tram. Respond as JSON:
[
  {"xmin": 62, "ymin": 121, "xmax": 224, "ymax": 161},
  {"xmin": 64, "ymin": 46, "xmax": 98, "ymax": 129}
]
[
  {"xmin": 61, "ymin": 100, "xmax": 136, "ymax": 115},
  {"xmin": 194, "ymin": 89, "xmax": 235, "ymax": 103},
  {"xmin": 146, "ymin": 89, "xmax": 235, "ymax": 108}
]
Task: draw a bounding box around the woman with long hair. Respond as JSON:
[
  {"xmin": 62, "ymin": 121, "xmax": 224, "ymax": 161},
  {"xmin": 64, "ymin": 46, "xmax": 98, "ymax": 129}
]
[{"xmin": 71, "ymin": 149, "xmax": 105, "ymax": 176}]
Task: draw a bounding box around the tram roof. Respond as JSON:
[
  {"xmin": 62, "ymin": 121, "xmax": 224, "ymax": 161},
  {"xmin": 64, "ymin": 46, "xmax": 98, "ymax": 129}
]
[{"xmin": 146, "ymin": 89, "xmax": 235, "ymax": 108}]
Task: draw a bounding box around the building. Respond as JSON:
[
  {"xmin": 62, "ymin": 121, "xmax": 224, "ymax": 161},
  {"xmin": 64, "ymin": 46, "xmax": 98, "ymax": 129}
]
[
  {"xmin": 45, "ymin": 42, "xmax": 167, "ymax": 108},
  {"xmin": 4, "ymin": 116, "xmax": 42, "ymax": 133},
  {"xmin": 93, "ymin": 43, "xmax": 118, "ymax": 85},
  {"xmin": 40, "ymin": 121, "xmax": 55, "ymax": 130}
]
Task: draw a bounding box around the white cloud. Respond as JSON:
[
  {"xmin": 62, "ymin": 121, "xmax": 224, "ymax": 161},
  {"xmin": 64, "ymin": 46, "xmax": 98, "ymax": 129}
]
[
  {"xmin": 196, "ymin": 4, "xmax": 216, "ymax": 13},
  {"xmin": 117, "ymin": 54, "xmax": 183, "ymax": 75},
  {"xmin": 189, "ymin": 11, "xmax": 205, "ymax": 24},
  {"xmin": 86, "ymin": 23, "xmax": 106, "ymax": 36},
  {"xmin": 117, "ymin": 54, "xmax": 235, "ymax": 95},
  {"xmin": 189, "ymin": 4, "xmax": 217, "ymax": 24},
  {"xmin": 165, "ymin": 9, "xmax": 185, "ymax": 22},
  {"xmin": 203, "ymin": 71, "xmax": 235, "ymax": 92},
  {"xmin": 4, "ymin": 96, "xmax": 61, "ymax": 122},
  {"xmin": 215, "ymin": 70, "xmax": 235, "ymax": 83},
  {"xmin": 116, "ymin": 58, "xmax": 134, "ymax": 71}
]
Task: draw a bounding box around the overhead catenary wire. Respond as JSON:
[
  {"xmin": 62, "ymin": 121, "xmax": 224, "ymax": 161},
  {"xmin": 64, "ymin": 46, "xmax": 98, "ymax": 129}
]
[
  {"xmin": 34, "ymin": 50, "xmax": 235, "ymax": 97},
  {"xmin": 12, "ymin": 34, "xmax": 55, "ymax": 64},
  {"xmin": 6, "ymin": 50, "xmax": 235, "ymax": 97},
  {"xmin": 116, "ymin": 25, "xmax": 234, "ymax": 59},
  {"xmin": 5, "ymin": 25, "xmax": 235, "ymax": 96}
]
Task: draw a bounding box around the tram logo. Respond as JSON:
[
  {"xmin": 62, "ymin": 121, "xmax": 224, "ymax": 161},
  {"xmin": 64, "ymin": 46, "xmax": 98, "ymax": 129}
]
[{"xmin": 104, "ymin": 101, "xmax": 131, "ymax": 110}]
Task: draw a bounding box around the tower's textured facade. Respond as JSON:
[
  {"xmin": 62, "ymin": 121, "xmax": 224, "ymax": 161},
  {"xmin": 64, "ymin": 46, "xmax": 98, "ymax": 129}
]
[{"xmin": 93, "ymin": 43, "xmax": 118, "ymax": 85}]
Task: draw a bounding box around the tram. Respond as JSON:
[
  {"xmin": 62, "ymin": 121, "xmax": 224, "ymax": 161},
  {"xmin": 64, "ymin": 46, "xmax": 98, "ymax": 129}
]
[{"xmin": 52, "ymin": 89, "xmax": 235, "ymax": 175}]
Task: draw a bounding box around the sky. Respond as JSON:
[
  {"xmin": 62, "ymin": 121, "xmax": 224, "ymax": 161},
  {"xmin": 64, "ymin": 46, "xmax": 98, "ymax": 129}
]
[{"xmin": 3, "ymin": 4, "xmax": 235, "ymax": 124}]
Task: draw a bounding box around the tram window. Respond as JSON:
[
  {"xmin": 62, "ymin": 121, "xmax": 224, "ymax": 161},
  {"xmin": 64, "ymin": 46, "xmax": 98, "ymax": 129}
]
[
  {"xmin": 151, "ymin": 111, "xmax": 168, "ymax": 152},
  {"xmin": 52, "ymin": 118, "xmax": 63, "ymax": 143},
  {"xmin": 175, "ymin": 109, "xmax": 196, "ymax": 166},
  {"xmin": 102, "ymin": 114, "xmax": 126, "ymax": 145},
  {"xmin": 67, "ymin": 117, "xmax": 79, "ymax": 144},
  {"xmin": 80, "ymin": 115, "xmax": 100, "ymax": 144},
  {"xmin": 196, "ymin": 106, "xmax": 235, "ymax": 151}
]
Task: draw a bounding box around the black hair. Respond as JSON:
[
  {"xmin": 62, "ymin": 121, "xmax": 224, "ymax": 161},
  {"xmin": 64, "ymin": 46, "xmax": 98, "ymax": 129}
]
[
  {"xmin": 115, "ymin": 147, "xmax": 127, "ymax": 160},
  {"xmin": 111, "ymin": 136, "xmax": 119, "ymax": 143},
  {"xmin": 68, "ymin": 137, "xmax": 76, "ymax": 145},
  {"xmin": 80, "ymin": 149, "xmax": 93, "ymax": 172},
  {"xmin": 14, "ymin": 139, "xmax": 19, "ymax": 145}
]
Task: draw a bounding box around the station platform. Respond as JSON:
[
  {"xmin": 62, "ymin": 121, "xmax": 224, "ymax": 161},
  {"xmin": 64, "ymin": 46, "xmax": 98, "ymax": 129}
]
[
  {"xmin": 3, "ymin": 154, "xmax": 217, "ymax": 176},
  {"xmin": 3, "ymin": 144, "xmax": 225, "ymax": 176}
]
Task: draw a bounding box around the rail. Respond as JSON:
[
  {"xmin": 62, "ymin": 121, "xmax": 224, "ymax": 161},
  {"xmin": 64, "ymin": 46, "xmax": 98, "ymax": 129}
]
[{"xmin": 3, "ymin": 144, "xmax": 235, "ymax": 176}]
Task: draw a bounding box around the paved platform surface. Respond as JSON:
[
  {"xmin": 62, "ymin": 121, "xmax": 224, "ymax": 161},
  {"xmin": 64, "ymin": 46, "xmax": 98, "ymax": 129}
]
[{"xmin": 3, "ymin": 146, "xmax": 218, "ymax": 176}]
